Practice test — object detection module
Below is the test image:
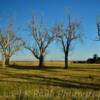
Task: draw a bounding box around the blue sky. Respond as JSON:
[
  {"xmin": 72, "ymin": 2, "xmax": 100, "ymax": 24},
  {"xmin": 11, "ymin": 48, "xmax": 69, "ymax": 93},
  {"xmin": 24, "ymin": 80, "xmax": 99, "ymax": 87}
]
[{"xmin": 0, "ymin": 0, "xmax": 100, "ymax": 61}]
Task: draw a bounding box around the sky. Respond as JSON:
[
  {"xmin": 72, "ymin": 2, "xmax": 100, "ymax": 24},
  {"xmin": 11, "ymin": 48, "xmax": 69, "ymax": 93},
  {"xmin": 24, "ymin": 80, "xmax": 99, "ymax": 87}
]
[{"xmin": 0, "ymin": 0, "xmax": 100, "ymax": 61}]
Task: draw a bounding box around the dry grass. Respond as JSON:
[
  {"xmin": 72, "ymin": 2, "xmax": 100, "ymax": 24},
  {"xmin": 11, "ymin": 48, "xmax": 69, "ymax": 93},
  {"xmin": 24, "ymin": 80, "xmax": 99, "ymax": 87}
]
[{"xmin": 0, "ymin": 61, "xmax": 100, "ymax": 99}]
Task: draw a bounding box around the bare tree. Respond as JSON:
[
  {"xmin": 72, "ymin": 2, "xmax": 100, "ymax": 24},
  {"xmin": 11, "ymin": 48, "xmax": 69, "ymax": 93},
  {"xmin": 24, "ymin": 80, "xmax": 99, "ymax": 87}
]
[
  {"xmin": 97, "ymin": 17, "xmax": 100, "ymax": 39},
  {"xmin": 53, "ymin": 15, "xmax": 81, "ymax": 69},
  {"xmin": 0, "ymin": 21, "xmax": 24, "ymax": 68},
  {"xmin": 25, "ymin": 16, "xmax": 55, "ymax": 67}
]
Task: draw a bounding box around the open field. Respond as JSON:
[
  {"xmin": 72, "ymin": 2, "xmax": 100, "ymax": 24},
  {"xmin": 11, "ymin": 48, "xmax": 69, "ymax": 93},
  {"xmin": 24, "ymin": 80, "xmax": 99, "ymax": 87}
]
[{"xmin": 0, "ymin": 61, "xmax": 100, "ymax": 100}]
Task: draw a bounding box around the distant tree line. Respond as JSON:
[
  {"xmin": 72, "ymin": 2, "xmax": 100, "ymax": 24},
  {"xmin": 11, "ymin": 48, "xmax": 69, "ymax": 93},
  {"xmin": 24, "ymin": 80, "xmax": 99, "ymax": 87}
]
[
  {"xmin": 71, "ymin": 54, "xmax": 100, "ymax": 64},
  {"xmin": 87, "ymin": 54, "xmax": 100, "ymax": 63}
]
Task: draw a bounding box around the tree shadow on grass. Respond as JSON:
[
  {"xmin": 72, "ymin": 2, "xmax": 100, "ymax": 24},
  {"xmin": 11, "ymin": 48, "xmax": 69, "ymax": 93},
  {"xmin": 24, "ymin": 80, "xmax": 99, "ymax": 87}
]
[
  {"xmin": 33, "ymin": 75, "xmax": 100, "ymax": 90},
  {"xmin": 9, "ymin": 64, "xmax": 100, "ymax": 70},
  {"xmin": 8, "ymin": 64, "xmax": 63, "ymax": 72},
  {"xmin": 4, "ymin": 64, "xmax": 100, "ymax": 90},
  {"xmin": 2, "ymin": 72, "xmax": 100, "ymax": 90},
  {"xmin": 8, "ymin": 64, "xmax": 100, "ymax": 74}
]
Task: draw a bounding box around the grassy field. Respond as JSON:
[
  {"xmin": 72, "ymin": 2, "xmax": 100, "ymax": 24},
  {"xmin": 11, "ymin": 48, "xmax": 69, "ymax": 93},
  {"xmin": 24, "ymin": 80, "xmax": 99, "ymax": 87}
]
[{"xmin": 0, "ymin": 61, "xmax": 100, "ymax": 100}]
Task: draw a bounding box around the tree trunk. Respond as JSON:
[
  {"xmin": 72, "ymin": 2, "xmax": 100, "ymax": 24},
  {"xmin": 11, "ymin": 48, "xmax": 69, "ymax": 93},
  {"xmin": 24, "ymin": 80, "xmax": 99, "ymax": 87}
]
[
  {"xmin": 65, "ymin": 54, "xmax": 68, "ymax": 69},
  {"xmin": 2, "ymin": 56, "xmax": 10, "ymax": 68},
  {"xmin": 39, "ymin": 55, "xmax": 44, "ymax": 67},
  {"xmin": 5, "ymin": 56, "xmax": 10, "ymax": 66},
  {"xmin": 2, "ymin": 56, "xmax": 6, "ymax": 68},
  {"xmin": 64, "ymin": 41, "xmax": 70, "ymax": 69}
]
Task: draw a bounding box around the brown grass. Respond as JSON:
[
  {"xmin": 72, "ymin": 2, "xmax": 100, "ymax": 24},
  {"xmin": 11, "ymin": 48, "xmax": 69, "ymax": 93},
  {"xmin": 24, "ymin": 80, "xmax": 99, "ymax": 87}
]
[{"xmin": 0, "ymin": 61, "xmax": 100, "ymax": 99}]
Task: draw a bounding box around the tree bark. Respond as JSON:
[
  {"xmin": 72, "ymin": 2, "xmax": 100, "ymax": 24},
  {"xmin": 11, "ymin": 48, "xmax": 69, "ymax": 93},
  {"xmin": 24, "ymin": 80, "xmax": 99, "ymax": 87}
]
[
  {"xmin": 2, "ymin": 56, "xmax": 6, "ymax": 68},
  {"xmin": 64, "ymin": 41, "xmax": 70, "ymax": 69},
  {"xmin": 65, "ymin": 54, "xmax": 68, "ymax": 69},
  {"xmin": 5, "ymin": 56, "xmax": 10, "ymax": 66},
  {"xmin": 2, "ymin": 56, "xmax": 10, "ymax": 68},
  {"xmin": 39, "ymin": 55, "xmax": 44, "ymax": 67}
]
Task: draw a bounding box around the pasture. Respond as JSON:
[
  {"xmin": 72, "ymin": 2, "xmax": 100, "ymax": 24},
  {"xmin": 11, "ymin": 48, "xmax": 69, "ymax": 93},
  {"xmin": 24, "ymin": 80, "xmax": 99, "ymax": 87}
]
[{"xmin": 0, "ymin": 61, "xmax": 100, "ymax": 100}]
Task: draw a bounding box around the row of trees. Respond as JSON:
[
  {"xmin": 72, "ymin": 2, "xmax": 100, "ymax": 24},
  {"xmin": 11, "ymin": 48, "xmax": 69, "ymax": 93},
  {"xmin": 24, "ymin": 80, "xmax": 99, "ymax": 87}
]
[
  {"xmin": 25, "ymin": 15, "xmax": 81, "ymax": 69},
  {"xmin": 0, "ymin": 14, "xmax": 100, "ymax": 69}
]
